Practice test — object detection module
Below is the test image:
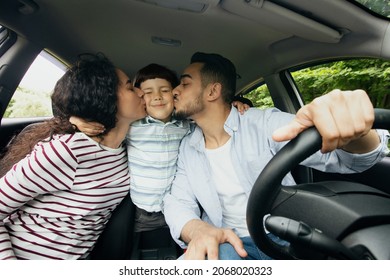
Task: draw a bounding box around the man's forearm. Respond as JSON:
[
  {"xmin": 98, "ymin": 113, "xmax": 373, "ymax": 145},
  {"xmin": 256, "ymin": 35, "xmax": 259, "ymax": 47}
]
[{"xmin": 341, "ymin": 129, "xmax": 380, "ymax": 154}]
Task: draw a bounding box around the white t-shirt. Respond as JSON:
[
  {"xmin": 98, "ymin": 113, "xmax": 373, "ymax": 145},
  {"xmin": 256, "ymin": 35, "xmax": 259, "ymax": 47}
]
[{"xmin": 205, "ymin": 138, "xmax": 249, "ymax": 237}]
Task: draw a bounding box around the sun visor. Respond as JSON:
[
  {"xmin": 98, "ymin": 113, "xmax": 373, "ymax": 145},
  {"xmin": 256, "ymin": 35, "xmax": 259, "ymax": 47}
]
[{"xmin": 221, "ymin": 0, "xmax": 342, "ymax": 43}]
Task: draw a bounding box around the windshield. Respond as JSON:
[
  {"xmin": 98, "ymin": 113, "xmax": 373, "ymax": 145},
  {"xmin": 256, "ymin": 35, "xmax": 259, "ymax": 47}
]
[{"xmin": 353, "ymin": 0, "xmax": 390, "ymax": 18}]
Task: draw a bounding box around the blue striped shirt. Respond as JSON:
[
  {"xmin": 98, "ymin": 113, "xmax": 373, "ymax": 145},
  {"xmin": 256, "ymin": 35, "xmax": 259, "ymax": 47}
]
[{"xmin": 126, "ymin": 116, "xmax": 191, "ymax": 212}]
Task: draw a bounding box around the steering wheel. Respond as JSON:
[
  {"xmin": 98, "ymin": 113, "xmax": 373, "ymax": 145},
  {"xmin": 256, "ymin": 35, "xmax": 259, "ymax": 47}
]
[{"xmin": 247, "ymin": 109, "xmax": 390, "ymax": 260}]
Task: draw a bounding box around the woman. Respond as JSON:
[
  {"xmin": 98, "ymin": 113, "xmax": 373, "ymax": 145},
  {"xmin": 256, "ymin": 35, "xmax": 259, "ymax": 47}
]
[{"xmin": 0, "ymin": 54, "xmax": 146, "ymax": 259}]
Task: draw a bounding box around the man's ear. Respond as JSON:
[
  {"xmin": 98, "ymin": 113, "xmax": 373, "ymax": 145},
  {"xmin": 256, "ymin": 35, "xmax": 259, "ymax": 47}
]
[{"xmin": 207, "ymin": 83, "xmax": 222, "ymax": 101}]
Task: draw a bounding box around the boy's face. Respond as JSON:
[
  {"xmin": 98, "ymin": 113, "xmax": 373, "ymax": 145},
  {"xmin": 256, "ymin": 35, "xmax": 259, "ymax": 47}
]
[{"xmin": 141, "ymin": 78, "xmax": 174, "ymax": 123}]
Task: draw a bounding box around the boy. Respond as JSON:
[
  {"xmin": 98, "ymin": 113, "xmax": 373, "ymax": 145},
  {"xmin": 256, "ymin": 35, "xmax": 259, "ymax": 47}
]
[{"xmin": 128, "ymin": 64, "xmax": 190, "ymax": 232}]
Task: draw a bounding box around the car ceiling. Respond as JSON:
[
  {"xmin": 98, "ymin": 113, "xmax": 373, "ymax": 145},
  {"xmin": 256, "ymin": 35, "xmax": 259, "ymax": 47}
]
[{"xmin": 0, "ymin": 0, "xmax": 389, "ymax": 93}]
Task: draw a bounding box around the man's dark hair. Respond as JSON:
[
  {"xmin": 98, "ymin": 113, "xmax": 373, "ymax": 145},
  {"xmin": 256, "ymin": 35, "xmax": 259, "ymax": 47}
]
[
  {"xmin": 190, "ymin": 52, "xmax": 237, "ymax": 104},
  {"xmin": 133, "ymin": 63, "xmax": 179, "ymax": 89}
]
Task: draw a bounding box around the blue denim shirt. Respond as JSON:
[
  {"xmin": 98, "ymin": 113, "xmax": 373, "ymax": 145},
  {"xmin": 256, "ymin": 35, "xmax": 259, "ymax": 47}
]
[{"xmin": 163, "ymin": 107, "xmax": 389, "ymax": 248}]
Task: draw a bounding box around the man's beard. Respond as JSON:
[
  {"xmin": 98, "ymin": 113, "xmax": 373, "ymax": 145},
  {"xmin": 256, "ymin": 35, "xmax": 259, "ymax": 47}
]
[{"xmin": 173, "ymin": 94, "xmax": 204, "ymax": 120}]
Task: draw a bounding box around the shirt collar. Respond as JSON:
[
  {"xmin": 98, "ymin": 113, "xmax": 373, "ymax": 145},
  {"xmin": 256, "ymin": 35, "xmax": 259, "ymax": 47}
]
[
  {"xmin": 144, "ymin": 115, "xmax": 168, "ymax": 124},
  {"xmin": 143, "ymin": 115, "xmax": 184, "ymax": 126},
  {"xmin": 189, "ymin": 106, "xmax": 239, "ymax": 150},
  {"xmin": 223, "ymin": 106, "xmax": 240, "ymax": 136}
]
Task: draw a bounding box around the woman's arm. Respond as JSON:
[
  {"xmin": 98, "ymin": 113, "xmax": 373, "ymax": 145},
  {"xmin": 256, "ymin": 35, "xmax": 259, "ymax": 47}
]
[{"xmin": 0, "ymin": 137, "xmax": 78, "ymax": 259}]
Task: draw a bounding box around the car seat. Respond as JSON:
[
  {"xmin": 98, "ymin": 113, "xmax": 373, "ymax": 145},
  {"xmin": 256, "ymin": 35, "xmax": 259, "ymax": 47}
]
[{"xmin": 89, "ymin": 194, "xmax": 135, "ymax": 259}]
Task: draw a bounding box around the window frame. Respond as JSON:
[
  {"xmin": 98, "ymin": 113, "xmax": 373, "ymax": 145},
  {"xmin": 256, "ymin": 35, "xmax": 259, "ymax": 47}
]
[{"xmin": 288, "ymin": 57, "xmax": 390, "ymax": 109}]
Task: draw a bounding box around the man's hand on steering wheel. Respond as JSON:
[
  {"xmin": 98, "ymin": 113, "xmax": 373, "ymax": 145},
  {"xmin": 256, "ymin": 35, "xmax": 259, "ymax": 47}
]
[{"xmin": 272, "ymin": 89, "xmax": 379, "ymax": 153}]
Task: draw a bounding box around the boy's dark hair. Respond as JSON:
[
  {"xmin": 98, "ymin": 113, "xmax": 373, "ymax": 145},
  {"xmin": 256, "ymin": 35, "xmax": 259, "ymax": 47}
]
[
  {"xmin": 190, "ymin": 52, "xmax": 237, "ymax": 104},
  {"xmin": 134, "ymin": 63, "xmax": 179, "ymax": 89}
]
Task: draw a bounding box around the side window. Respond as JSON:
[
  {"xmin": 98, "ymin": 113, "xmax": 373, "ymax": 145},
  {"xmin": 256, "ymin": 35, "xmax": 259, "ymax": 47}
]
[
  {"xmin": 291, "ymin": 58, "xmax": 390, "ymax": 109},
  {"xmin": 291, "ymin": 58, "xmax": 390, "ymax": 152},
  {"xmin": 244, "ymin": 83, "xmax": 274, "ymax": 109},
  {"xmin": 3, "ymin": 51, "xmax": 66, "ymax": 118}
]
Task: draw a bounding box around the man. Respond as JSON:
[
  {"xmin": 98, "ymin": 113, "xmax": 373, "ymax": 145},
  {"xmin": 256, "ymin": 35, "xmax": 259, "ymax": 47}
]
[{"xmin": 163, "ymin": 52, "xmax": 389, "ymax": 260}]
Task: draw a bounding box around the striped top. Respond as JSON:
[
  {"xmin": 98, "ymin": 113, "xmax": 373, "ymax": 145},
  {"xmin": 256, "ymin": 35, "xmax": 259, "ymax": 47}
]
[
  {"xmin": 127, "ymin": 116, "xmax": 190, "ymax": 212},
  {"xmin": 0, "ymin": 133, "xmax": 130, "ymax": 260}
]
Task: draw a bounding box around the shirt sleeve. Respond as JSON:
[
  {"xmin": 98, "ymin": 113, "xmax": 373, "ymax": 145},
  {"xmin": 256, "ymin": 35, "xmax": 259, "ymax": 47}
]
[
  {"xmin": 302, "ymin": 129, "xmax": 389, "ymax": 173},
  {"xmin": 0, "ymin": 138, "xmax": 78, "ymax": 259},
  {"xmin": 263, "ymin": 108, "xmax": 390, "ymax": 173},
  {"xmin": 162, "ymin": 138, "xmax": 202, "ymax": 248}
]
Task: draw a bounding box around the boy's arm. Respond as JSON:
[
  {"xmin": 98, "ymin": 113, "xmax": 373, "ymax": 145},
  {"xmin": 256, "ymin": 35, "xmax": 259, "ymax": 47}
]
[
  {"xmin": 69, "ymin": 116, "xmax": 105, "ymax": 136},
  {"xmin": 232, "ymin": 100, "xmax": 250, "ymax": 115}
]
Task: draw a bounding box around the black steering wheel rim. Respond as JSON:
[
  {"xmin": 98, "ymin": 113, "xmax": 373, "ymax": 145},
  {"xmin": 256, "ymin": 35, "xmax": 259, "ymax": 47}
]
[{"xmin": 246, "ymin": 108, "xmax": 390, "ymax": 260}]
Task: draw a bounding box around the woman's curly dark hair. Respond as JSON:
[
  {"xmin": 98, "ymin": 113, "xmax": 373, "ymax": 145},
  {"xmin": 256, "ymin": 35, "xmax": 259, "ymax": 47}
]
[
  {"xmin": 53, "ymin": 53, "xmax": 118, "ymax": 130},
  {"xmin": 0, "ymin": 54, "xmax": 119, "ymax": 177}
]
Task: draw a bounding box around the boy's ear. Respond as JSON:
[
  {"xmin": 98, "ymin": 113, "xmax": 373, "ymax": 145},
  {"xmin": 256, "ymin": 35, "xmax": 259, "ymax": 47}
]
[{"xmin": 207, "ymin": 83, "xmax": 222, "ymax": 101}]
